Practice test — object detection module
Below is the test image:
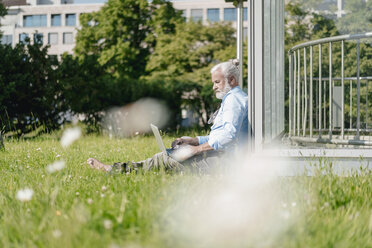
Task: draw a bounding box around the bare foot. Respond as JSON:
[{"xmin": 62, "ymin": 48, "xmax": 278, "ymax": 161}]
[{"xmin": 87, "ymin": 158, "xmax": 111, "ymax": 172}]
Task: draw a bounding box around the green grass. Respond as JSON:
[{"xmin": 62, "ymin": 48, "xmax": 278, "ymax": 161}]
[{"xmin": 0, "ymin": 132, "xmax": 371, "ymax": 248}]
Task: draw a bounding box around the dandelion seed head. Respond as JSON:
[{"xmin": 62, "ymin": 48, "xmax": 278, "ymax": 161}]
[
  {"xmin": 103, "ymin": 98, "xmax": 169, "ymax": 138},
  {"xmin": 104, "ymin": 219, "xmax": 113, "ymax": 229},
  {"xmin": 16, "ymin": 188, "xmax": 34, "ymax": 202},
  {"xmin": 52, "ymin": 229, "xmax": 62, "ymax": 238},
  {"xmin": 60, "ymin": 127, "xmax": 82, "ymax": 148},
  {"xmin": 46, "ymin": 160, "xmax": 66, "ymax": 173}
]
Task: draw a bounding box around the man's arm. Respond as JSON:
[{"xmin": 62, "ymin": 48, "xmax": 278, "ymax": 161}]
[
  {"xmin": 172, "ymin": 142, "xmax": 214, "ymax": 161},
  {"xmin": 171, "ymin": 136, "xmax": 199, "ymax": 149}
]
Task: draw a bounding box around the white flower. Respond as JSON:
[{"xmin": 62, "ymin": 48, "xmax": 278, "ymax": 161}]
[
  {"xmin": 291, "ymin": 202, "xmax": 297, "ymax": 207},
  {"xmin": 16, "ymin": 188, "xmax": 34, "ymax": 202},
  {"xmin": 76, "ymin": 192, "xmax": 80, "ymax": 196},
  {"xmin": 101, "ymin": 186, "xmax": 107, "ymax": 191},
  {"xmin": 60, "ymin": 127, "xmax": 82, "ymax": 148},
  {"xmin": 100, "ymin": 193, "xmax": 105, "ymax": 198},
  {"xmin": 52, "ymin": 229, "xmax": 62, "ymax": 238},
  {"xmin": 46, "ymin": 160, "xmax": 66, "ymax": 173},
  {"xmin": 56, "ymin": 154, "xmax": 61, "ymax": 158},
  {"xmin": 104, "ymin": 219, "xmax": 113, "ymax": 229},
  {"xmin": 36, "ymin": 147, "xmax": 41, "ymax": 151},
  {"xmin": 87, "ymin": 198, "xmax": 93, "ymax": 205}
]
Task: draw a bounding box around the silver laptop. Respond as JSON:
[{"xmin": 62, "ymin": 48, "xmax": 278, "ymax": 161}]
[{"xmin": 150, "ymin": 124, "xmax": 167, "ymax": 153}]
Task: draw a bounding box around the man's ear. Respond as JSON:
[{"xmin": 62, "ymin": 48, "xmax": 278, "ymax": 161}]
[{"xmin": 229, "ymin": 76, "xmax": 237, "ymax": 86}]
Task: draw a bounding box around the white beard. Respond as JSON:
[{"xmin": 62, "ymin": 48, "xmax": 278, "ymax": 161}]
[{"xmin": 216, "ymin": 82, "xmax": 232, "ymax": 99}]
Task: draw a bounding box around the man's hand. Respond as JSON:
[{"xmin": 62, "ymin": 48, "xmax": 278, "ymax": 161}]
[
  {"xmin": 171, "ymin": 136, "xmax": 199, "ymax": 149},
  {"xmin": 171, "ymin": 142, "xmax": 214, "ymax": 162}
]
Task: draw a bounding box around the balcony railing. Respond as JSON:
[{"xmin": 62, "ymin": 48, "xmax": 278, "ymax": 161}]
[{"xmin": 288, "ymin": 32, "xmax": 372, "ymax": 146}]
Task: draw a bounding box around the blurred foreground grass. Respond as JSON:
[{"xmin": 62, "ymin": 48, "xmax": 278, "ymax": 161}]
[{"xmin": 0, "ymin": 132, "xmax": 371, "ymax": 248}]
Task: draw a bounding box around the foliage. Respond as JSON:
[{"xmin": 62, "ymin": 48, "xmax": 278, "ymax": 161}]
[
  {"xmin": 0, "ymin": 40, "xmax": 62, "ymax": 135},
  {"xmin": 58, "ymin": 53, "xmax": 199, "ymax": 128},
  {"xmin": 146, "ymin": 21, "xmax": 238, "ymax": 125},
  {"xmin": 0, "ymin": 134, "xmax": 371, "ymax": 247},
  {"xmin": 0, "ymin": 2, "xmax": 7, "ymax": 38},
  {"xmin": 336, "ymin": 0, "xmax": 372, "ymax": 34},
  {"xmin": 74, "ymin": 0, "xmax": 183, "ymax": 79}
]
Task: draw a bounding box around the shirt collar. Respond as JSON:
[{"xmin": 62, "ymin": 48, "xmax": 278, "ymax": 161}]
[{"xmin": 222, "ymin": 86, "xmax": 240, "ymax": 101}]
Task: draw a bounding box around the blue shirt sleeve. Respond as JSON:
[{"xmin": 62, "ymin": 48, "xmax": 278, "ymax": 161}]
[
  {"xmin": 207, "ymin": 95, "xmax": 244, "ymax": 150},
  {"xmin": 197, "ymin": 135, "xmax": 209, "ymax": 145}
]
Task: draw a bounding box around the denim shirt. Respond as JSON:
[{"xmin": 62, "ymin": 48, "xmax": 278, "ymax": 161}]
[{"xmin": 197, "ymin": 86, "xmax": 249, "ymax": 151}]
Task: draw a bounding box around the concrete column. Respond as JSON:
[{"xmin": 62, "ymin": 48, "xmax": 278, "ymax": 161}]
[
  {"xmin": 47, "ymin": 13, "xmax": 51, "ymax": 27},
  {"xmin": 203, "ymin": 8, "xmax": 207, "ymax": 24}
]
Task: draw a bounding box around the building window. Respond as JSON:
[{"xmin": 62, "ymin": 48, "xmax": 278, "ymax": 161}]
[
  {"xmin": 51, "ymin": 14, "xmax": 61, "ymax": 26},
  {"xmin": 191, "ymin": 9, "xmax": 203, "ymax": 22},
  {"xmin": 65, "ymin": 14, "xmax": 76, "ymax": 26},
  {"xmin": 48, "ymin": 33, "xmax": 58, "ymax": 45},
  {"xmin": 23, "ymin": 15, "xmax": 47, "ymax": 27},
  {"xmin": 224, "ymin": 8, "xmax": 236, "ymax": 21},
  {"xmin": 1, "ymin": 35, "xmax": 13, "ymax": 45},
  {"xmin": 63, "ymin": 32, "xmax": 74, "ymax": 44},
  {"xmin": 19, "ymin": 33, "xmax": 29, "ymax": 43},
  {"xmin": 207, "ymin": 8, "xmax": 219, "ymax": 22},
  {"xmin": 180, "ymin": 9, "xmax": 186, "ymax": 20},
  {"xmin": 244, "ymin": 7, "xmax": 248, "ymax": 21},
  {"xmin": 34, "ymin": 33, "xmax": 43, "ymax": 44},
  {"xmin": 317, "ymin": 0, "xmax": 337, "ymax": 11}
]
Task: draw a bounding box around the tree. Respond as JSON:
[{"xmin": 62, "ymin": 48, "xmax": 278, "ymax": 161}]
[
  {"xmin": 0, "ymin": 2, "xmax": 7, "ymax": 38},
  {"xmin": 0, "ymin": 40, "xmax": 61, "ymax": 135},
  {"xmin": 336, "ymin": 0, "xmax": 372, "ymax": 34},
  {"xmin": 145, "ymin": 21, "xmax": 238, "ymax": 125},
  {"xmin": 74, "ymin": 0, "xmax": 183, "ymax": 80}
]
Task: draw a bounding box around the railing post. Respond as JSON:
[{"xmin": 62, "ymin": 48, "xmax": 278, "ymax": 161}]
[
  {"xmin": 329, "ymin": 42, "xmax": 332, "ymax": 138},
  {"xmin": 303, "ymin": 47, "xmax": 307, "ymax": 136},
  {"xmin": 289, "ymin": 53, "xmax": 292, "ymax": 137},
  {"xmin": 341, "ymin": 40, "xmax": 345, "ymax": 139},
  {"xmin": 310, "ymin": 45, "xmax": 313, "ymax": 138},
  {"xmin": 318, "ymin": 44, "xmax": 322, "ymax": 137},
  {"xmin": 350, "ymin": 79, "xmax": 353, "ymax": 129},
  {"xmin": 366, "ymin": 79, "xmax": 369, "ymax": 129},
  {"xmin": 297, "ymin": 49, "xmax": 300, "ymax": 136},
  {"xmin": 356, "ymin": 39, "xmax": 361, "ymax": 139},
  {"xmin": 293, "ymin": 50, "xmax": 297, "ymax": 136},
  {"xmin": 366, "ymin": 80, "xmax": 368, "ymax": 129}
]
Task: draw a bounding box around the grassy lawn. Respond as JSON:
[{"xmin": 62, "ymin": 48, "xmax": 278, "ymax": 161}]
[{"xmin": 0, "ymin": 131, "xmax": 371, "ymax": 248}]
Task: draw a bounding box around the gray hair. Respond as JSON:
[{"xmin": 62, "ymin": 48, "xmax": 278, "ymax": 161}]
[{"xmin": 210, "ymin": 59, "xmax": 240, "ymax": 83}]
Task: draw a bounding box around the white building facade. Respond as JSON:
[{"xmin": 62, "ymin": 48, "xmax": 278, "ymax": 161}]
[
  {"xmin": 0, "ymin": 0, "xmax": 106, "ymax": 55},
  {"xmin": 0, "ymin": 0, "xmax": 250, "ymax": 55}
]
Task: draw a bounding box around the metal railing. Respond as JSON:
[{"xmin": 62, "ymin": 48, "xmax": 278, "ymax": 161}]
[{"xmin": 288, "ymin": 32, "xmax": 372, "ymax": 146}]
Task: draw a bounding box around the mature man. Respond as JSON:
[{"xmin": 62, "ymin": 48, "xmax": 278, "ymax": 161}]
[{"xmin": 87, "ymin": 59, "xmax": 249, "ymax": 173}]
